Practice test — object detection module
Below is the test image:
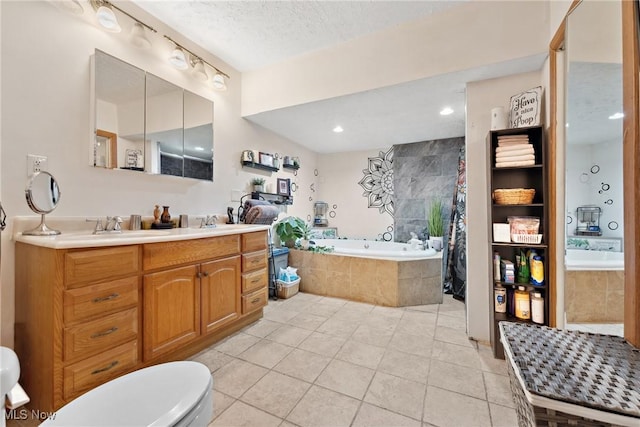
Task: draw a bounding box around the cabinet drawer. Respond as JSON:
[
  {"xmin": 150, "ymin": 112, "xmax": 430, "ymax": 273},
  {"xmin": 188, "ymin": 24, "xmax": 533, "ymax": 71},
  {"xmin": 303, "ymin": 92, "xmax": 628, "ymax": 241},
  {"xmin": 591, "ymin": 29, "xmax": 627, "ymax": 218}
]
[
  {"xmin": 242, "ymin": 231, "xmax": 267, "ymax": 252},
  {"xmin": 242, "ymin": 250, "xmax": 267, "ymax": 272},
  {"xmin": 63, "ymin": 340, "xmax": 138, "ymax": 401},
  {"xmin": 65, "ymin": 246, "xmax": 140, "ymax": 288},
  {"xmin": 64, "ymin": 277, "xmax": 138, "ymax": 324},
  {"xmin": 242, "ymin": 287, "xmax": 268, "ymax": 315},
  {"xmin": 63, "ymin": 308, "xmax": 138, "ymax": 362},
  {"xmin": 143, "ymin": 235, "xmax": 240, "ymax": 271},
  {"xmin": 242, "ymin": 269, "xmax": 268, "ymax": 293}
]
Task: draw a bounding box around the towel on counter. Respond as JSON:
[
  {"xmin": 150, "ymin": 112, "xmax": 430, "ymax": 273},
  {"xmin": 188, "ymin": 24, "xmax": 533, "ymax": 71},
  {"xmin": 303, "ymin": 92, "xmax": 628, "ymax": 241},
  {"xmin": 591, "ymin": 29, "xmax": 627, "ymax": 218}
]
[
  {"xmin": 495, "ymin": 154, "xmax": 535, "ymax": 164},
  {"xmin": 496, "ymin": 148, "xmax": 535, "ymax": 158},
  {"xmin": 495, "ymin": 160, "xmax": 536, "ymax": 168},
  {"xmin": 495, "ymin": 144, "xmax": 534, "ymax": 153}
]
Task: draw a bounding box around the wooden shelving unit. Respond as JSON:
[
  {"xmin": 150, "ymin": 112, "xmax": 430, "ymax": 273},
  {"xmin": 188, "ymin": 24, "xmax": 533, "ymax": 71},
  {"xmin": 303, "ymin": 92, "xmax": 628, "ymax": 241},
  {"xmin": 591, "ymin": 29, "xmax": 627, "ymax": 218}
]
[{"xmin": 487, "ymin": 125, "xmax": 550, "ymax": 359}]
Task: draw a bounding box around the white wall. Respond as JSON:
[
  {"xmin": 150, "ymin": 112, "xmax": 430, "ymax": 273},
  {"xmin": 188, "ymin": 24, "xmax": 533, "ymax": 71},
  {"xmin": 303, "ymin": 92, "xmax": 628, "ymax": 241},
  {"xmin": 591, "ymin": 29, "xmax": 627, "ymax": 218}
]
[
  {"xmin": 242, "ymin": 1, "xmax": 549, "ymax": 116},
  {"xmin": 0, "ymin": 1, "xmax": 317, "ymax": 347},
  {"xmin": 566, "ymin": 139, "xmax": 624, "ymax": 239},
  {"xmin": 316, "ymin": 149, "xmax": 394, "ymax": 240},
  {"xmin": 465, "ymin": 71, "xmax": 543, "ymax": 343}
]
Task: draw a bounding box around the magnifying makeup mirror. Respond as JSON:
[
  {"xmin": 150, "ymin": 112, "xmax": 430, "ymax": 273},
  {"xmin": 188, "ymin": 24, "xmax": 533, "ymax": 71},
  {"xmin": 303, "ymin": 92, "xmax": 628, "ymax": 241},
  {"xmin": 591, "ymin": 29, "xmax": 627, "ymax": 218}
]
[{"xmin": 23, "ymin": 171, "xmax": 61, "ymax": 236}]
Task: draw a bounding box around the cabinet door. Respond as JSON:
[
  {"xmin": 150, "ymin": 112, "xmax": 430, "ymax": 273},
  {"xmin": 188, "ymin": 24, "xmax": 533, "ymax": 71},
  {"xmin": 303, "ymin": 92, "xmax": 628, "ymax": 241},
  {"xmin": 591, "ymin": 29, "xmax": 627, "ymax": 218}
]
[
  {"xmin": 143, "ymin": 265, "xmax": 200, "ymax": 361},
  {"xmin": 201, "ymin": 256, "xmax": 241, "ymax": 335}
]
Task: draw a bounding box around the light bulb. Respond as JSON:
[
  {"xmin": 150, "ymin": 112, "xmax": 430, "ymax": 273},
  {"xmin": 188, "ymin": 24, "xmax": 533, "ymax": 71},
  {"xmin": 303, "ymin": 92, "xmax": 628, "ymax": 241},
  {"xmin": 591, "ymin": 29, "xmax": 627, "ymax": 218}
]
[
  {"xmin": 96, "ymin": 4, "xmax": 121, "ymax": 33},
  {"xmin": 169, "ymin": 47, "xmax": 189, "ymax": 70}
]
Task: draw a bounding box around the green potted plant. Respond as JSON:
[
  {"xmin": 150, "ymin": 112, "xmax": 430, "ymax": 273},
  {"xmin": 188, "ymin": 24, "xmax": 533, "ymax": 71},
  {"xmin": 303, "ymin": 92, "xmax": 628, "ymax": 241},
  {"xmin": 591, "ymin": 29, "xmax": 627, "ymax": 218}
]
[
  {"xmin": 275, "ymin": 216, "xmax": 306, "ymax": 247},
  {"xmin": 298, "ymin": 221, "xmax": 313, "ymax": 249},
  {"xmin": 251, "ymin": 177, "xmax": 265, "ymax": 192},
  {"xmin": 427, "ymin": 198, "xmax": 444, "ymax": 250}
]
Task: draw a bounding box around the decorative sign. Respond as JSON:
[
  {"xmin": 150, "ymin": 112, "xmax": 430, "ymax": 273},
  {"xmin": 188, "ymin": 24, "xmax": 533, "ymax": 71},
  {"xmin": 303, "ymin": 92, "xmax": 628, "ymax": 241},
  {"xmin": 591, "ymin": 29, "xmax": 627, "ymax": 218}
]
[{"xmin": 509, "ymin": 86, "xmax": 543, "ymax": 128}]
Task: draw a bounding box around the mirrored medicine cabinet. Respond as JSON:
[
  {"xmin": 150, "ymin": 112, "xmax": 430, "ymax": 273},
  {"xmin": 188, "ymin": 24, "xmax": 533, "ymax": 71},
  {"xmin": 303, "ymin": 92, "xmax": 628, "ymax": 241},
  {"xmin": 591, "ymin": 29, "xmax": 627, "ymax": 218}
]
[{"xmin": 93, "ymin": 49, "xmax": 214, "ymax": 181}]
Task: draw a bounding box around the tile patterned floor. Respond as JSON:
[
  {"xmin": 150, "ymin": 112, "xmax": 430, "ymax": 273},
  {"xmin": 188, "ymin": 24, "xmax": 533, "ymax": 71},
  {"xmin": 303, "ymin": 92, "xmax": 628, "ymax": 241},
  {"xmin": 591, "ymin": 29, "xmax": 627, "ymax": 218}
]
[
  {"xmin": 194, "ymin": 292, "xmax": 518, "ymax": 427},
  {"xmin": 6, "ymin": 292, "xmax": 517, "ymax": 427}
]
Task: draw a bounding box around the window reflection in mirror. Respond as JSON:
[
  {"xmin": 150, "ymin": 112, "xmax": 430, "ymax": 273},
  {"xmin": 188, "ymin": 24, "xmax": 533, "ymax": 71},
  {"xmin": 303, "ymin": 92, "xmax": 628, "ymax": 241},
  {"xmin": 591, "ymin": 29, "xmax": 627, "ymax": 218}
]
[
  {"xmin": 184, "ymin": 90, "xmax": 213, "ymax": 180},
  {"xmin": 94, "ymin": 50, "xmax": 145, "ymax": 171}
]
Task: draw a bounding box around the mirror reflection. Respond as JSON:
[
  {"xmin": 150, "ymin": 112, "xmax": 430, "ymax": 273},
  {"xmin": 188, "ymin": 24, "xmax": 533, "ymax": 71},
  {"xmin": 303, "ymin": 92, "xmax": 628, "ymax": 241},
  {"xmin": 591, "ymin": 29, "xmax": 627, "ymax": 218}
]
[
  {"xmin": 563, "ymin": 0, "xmax": 624, "ymax": 333},
  {"xmin": 93, "ymin": 50, "xmax": 214, "ymax": 181},
  {"xmin": 23, "ymin": 171, "xmax": 61, "ymax": 236},
  {"xmin": 94, "ymin": 50, "xmax": 145, "ymax": 170}
]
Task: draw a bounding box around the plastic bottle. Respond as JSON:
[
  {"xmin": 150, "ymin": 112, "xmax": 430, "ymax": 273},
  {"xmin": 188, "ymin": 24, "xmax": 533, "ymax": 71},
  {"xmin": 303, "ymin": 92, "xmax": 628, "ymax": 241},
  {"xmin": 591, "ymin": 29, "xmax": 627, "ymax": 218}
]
[
  {"xmin": 530, "ymin": 255, "xmax": 544, "ymax": 286},
  {"xmin": 494, "ymin": 286, "xmax": 507, "ymax": 313},
  {"xmin": 531, "ymin": 292, "xmax": 544, "ymax": 324},
  {"xmin": 493, "ymin": 252, "xmax": 501, "ymax": 282},
  {"xmin": 517, "ymin": 249, "xmax": 529, "ymax": 283},
  {"xmin": 515, "ymin": 286, "xmax": 531, "ymax": 320}
]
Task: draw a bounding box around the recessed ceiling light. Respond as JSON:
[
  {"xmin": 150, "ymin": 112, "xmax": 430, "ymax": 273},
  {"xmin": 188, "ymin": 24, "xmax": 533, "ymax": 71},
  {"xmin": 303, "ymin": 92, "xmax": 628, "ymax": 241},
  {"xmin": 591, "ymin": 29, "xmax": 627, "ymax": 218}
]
[
  {"xmin": 608, "ymin": 112, "xmax": 624, "ymax": 120},
  {"xmin": 440, "ymin": 107, "xmax": 454, "ymax": 116},
  {"xmin": 333, "ymin": 126, "xmax": 344, "ymax": 133}
]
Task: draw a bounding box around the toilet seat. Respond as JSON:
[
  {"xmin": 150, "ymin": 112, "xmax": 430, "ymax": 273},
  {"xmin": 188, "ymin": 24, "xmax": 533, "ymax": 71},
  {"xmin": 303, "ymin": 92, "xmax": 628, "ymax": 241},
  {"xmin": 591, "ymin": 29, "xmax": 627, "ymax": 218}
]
[{"xmin": 42, "ymin": 361, "xmax": 212, "ymax": 427}]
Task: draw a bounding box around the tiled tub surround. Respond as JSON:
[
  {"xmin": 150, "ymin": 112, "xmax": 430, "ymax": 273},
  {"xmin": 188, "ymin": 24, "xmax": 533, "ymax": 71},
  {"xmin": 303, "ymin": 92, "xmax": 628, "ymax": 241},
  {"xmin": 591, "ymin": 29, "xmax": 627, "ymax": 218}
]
[
  {"xmin": 393, "ymin": 137, "xmax": 465, "ymax": 243},
  {"xmin": 288, "ymin": 249, "xmax": 443, "ymax": 307},
  {"xmin": 564, "ymin": 270, "xmax": 624, "ymax": 323}
]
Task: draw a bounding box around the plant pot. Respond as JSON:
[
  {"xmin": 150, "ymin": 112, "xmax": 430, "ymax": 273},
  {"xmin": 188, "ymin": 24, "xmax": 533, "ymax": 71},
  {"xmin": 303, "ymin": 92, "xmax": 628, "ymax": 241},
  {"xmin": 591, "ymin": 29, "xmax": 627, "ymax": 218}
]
[
  {"xmin": 253, "ymin": 184, "xmax": 264, "ymax": 193},
  {"xmin": 430, "ymin": 236, "xmax": 443, "ymax": 251},
  {"xmin": 283, "ymin": 239, "xmax": 296, "ymax": 248},
  {"xmin": 299, "ymin": 239, "xmax": 310, "ymax": 250}
]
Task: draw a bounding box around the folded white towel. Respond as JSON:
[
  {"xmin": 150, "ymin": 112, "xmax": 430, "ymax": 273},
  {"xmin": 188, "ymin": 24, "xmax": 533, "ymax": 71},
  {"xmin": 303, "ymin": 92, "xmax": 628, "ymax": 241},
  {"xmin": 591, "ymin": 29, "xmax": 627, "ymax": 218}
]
[
  {"xmin": 497, "ymin": 135, "xmax": 529, "ymax": 141},
  {"xmin": 496, "ymin": 148, "xmax": 535, "ymax": 158},
  {"xmin": 495, "ymin": 144, "xmax": 533, "ymax": 153},
  {"xmin": 495, "ymin": 154, "xmax": 535, "ymax": 163},
  {"xmin": 495, "ymin": 159, "xmax": 536, "ymax": 168},
  {"xmin": 498, "ymin": 140, "xmax": 529, "ymax": 147}
]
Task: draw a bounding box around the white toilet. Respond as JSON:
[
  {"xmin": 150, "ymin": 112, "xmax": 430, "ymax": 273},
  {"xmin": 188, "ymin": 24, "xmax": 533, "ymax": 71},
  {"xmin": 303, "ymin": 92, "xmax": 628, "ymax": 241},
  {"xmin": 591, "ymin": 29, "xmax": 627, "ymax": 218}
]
[{"xmin": 41, "ymin": 361, "xmax": 213, "ymax": 427}]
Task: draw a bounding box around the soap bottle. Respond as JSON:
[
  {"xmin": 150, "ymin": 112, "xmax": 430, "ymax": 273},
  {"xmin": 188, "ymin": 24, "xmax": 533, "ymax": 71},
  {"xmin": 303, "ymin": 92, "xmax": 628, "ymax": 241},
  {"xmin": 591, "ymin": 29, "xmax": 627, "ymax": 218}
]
[{"xmin": 531, "ymin": 292, "xmax": 544, "ymax": 324}]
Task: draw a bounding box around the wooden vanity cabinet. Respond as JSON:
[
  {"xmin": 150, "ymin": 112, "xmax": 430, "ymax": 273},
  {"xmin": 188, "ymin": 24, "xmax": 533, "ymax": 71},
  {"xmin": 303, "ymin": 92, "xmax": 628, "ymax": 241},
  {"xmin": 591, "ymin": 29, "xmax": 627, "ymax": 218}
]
[{"xmin": 15, "ymin": 229, "xmax": 269, "ymax": 412}]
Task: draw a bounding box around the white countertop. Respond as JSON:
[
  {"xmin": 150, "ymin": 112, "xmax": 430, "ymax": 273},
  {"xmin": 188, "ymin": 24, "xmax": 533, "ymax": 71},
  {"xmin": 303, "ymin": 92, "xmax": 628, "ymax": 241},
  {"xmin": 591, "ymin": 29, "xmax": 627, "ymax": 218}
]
[{"xmin": 14, "ymin": 224, "xmax": 271, "ymax": 249}]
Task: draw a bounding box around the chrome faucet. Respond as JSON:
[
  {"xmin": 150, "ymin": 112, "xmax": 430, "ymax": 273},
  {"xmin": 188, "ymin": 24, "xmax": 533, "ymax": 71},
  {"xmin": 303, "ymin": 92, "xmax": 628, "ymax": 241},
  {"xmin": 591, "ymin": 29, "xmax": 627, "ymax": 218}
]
[
  {"xmin": 196, "ymin": 215, "xmax": 218, "ymax": 228},
  {"xmin": 87, "ymin": 218, "xmax": 104, "ymax": 234},
  {"xmin": 105, "ymin": 216, "xmax": 123, "ymax": 232}
]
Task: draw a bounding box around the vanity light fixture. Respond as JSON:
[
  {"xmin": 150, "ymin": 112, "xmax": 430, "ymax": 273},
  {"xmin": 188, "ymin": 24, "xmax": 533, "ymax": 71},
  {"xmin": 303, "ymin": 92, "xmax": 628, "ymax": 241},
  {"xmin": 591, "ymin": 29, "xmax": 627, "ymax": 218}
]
[
  {"xmin": 130, "ymin": 22, "xmax": 152, "ymax": 49},
  {"xmin": 212, "ymin": 72, "xmax": 227, "ymax": 91},
  {"xmin": 192, "ymin": 59, "xmax": 209, "ymax": 81},
  {"xmin": 169, "ymin": 47, "xmax": 189, "ymax": 70},
  {"xmin": 92, "ymin": 0, "xmax": 121, "ymax": 33},
  {"xmin": 608, "ymin": 112, "xmax": 624, "ymax": 120},
  {"xmin": 333, "ymin": 125, "xmax": 344, "ymax": 133},
  {"xmin": 439, "ymin": 107, "xmax": 454, "ymax": 116},
  {"xmin": 164, "ymin": 35, "xmax": 230, "ymax": 91}
]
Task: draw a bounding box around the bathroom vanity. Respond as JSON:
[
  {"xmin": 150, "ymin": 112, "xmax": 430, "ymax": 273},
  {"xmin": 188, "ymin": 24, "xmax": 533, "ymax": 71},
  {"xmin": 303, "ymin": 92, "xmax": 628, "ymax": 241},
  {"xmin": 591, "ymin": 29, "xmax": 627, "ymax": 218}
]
[{"xmin": 14, "ymin": 225, "xmax": 269, "ymax": 412}]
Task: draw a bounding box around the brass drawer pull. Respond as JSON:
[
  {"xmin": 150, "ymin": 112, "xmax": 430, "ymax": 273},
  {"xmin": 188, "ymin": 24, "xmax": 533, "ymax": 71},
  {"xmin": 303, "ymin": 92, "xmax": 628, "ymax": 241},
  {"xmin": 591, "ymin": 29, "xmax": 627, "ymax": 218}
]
[
  {"xmin": 91, "ymin": 327, "xmax": 119, "ymax": 339},
  {"xmin": 91, "ymin": 360, "xmax": 118, "ymax": 375},
  {"xmin": 251, "ymin": 278, "xmax": 260, "ymax": 283},
  {"xmin": 251, "ymin": 297, "xmax": 261, "ymax": 304},
  {"xmin": 93, "ymin": 293, "xmax": 119, "ymax": 303}
]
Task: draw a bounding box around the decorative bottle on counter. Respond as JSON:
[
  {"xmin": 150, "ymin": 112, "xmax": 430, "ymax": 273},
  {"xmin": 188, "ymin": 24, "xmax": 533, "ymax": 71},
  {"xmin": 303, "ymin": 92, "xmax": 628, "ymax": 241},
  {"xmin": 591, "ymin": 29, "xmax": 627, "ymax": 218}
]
[
  {"xmin": 153, "ymin": 205, "xmax": 161, "ymax": 224},
  {"xmin": 161, "ymin": 206, "xmax": 171, "ymax": 223}
]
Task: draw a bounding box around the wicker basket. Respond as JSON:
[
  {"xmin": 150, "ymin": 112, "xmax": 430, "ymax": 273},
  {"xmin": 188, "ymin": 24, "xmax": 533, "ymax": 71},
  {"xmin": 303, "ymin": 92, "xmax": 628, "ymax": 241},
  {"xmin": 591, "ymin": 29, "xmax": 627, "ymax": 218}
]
[
  {"xmin": 277, "ymin": 278, "xmax": 300, "ymax": 299},
  {"xmin": 493, "ymin": 188, "xmax": 535, "ymax": 205}
]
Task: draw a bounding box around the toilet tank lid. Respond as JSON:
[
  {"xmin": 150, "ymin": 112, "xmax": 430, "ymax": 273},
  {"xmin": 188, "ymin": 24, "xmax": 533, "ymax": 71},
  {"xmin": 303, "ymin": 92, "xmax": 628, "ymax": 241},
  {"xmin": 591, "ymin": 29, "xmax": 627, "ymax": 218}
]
[{"xmin": 42, "ymin": 361, "xmax": 212, "ymax": 427}]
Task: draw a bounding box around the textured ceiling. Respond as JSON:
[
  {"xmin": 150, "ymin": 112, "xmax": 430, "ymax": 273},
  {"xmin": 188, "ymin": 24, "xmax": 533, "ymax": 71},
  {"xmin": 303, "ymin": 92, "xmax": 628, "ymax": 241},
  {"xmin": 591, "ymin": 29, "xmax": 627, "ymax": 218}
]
[
  {"xmin": 132, "ymin": 0, "xmax": 466, "ymax": 72},
  {"xmin": 130, "ymin": 0, "xmax": 546, "ymax": 153}
]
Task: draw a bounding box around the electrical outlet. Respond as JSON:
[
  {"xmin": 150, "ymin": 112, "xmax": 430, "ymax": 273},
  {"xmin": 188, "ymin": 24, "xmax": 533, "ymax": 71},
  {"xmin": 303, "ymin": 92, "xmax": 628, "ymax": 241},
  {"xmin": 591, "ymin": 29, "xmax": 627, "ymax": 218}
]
[{"xmin": 27, "ymin": 155, "xmax": 48, "ymax": 176}]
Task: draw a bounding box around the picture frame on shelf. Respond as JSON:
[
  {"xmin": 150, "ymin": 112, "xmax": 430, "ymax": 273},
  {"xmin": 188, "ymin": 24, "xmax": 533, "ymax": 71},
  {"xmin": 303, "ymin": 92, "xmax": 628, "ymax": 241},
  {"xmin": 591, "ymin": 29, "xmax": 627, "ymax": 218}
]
[
  {"xmin": 277, "ymin": 178, "xmax": 290, "ymax": 196},
  {"xmin": 259, "ymin": 152, "xmax": 274, "ymax": 167}
]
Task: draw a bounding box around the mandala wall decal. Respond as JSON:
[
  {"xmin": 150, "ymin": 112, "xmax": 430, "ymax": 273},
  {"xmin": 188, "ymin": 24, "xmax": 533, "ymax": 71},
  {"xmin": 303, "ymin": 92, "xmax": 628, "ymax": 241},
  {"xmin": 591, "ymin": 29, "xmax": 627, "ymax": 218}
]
[{"xmin": 358, "ymin": 147, "xmax": 394, "ymax": 217}]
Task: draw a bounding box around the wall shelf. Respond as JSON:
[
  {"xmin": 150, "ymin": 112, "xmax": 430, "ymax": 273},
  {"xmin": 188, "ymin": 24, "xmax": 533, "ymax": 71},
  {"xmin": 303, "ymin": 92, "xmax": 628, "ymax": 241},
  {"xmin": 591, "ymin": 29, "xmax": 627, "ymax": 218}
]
[
  {"xmin": 251, "ymin": 191, "xmax": 292, "ymax": 205},
  {"xmin": 282, "ymin": 164, "xmax": 299, "ymax": 171},
  {"xmin": 241, "ymin": 161, "xmax": 279, "ymax": 173}
]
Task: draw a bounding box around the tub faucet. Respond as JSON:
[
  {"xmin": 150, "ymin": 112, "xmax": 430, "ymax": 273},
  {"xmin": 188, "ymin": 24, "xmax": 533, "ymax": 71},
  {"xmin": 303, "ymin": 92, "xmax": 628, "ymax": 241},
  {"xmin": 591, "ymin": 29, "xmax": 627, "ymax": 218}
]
[{"xmin": 407, "ymin": 232, "xmax": 423, "ymax": 250}]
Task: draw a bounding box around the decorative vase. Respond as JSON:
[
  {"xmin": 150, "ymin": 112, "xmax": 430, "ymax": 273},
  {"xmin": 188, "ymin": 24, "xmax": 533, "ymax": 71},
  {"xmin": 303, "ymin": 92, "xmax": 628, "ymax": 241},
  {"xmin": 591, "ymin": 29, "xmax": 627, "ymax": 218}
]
[
  {"xmin": 153, "ymin": 205, "xmax": 161, "ymax": 224},
  {"xmin": 161, "ymin": 206, "xmax": 171, "ymax": 223},
  {"xmin": 430, "ymin": 236, "xmax": 443, "ymax": 251}
]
